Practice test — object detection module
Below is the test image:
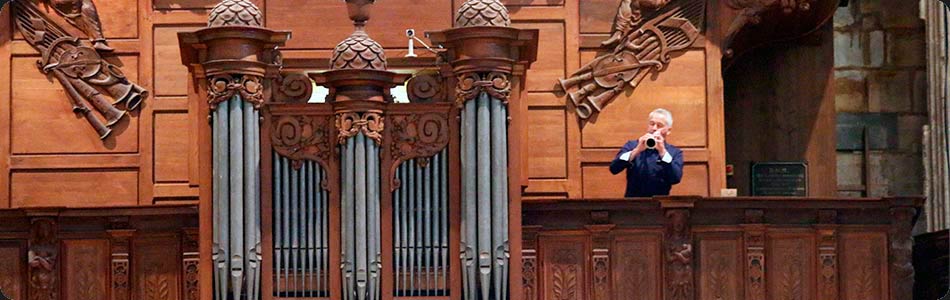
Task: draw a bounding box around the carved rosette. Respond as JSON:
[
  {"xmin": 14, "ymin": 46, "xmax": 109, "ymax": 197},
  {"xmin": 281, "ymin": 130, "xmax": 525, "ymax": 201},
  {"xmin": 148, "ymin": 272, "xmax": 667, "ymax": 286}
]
[
  {"xmin": 271, "ymin": 115, "xmax": 334, "ymax": 170},
  {"xmin": 456, "ymin": 72, "xmax": 511, "ymax": 106},
  {"xmin": 336, "ymin": 111, "xmax": 384, "ymax": 145},
  {"xmin": 406, "ymin": 72, "xmax": 446, "ymax": 103},
  {"xmin": 664, "ymin": 209, "xmax": 693, "ymax": 300},
  {"xmin": 28, "ymin": 218, "xmax": 58, "ymax": 300},
  {"xmin": 389, "ymin": 112, "xmax": 450, "ymax": 189},
  {"xmin": 208, "ymin": 0, "xmax": 263, "ymax": 27},
  {"xmin": 455, "ymin": 0, "xmax": 511, "ymax": 27},
  {"xmin": 274, "ymin": 72, "xmax": 314, "ymax": 103},
  {"xmin": 107, "ymin": 227, "xmax": 133, "ymax": 300},
  {"xmin": 522, "ymin": 252, "xmax": 537, "ymax": 300},
  {"xmin": 207, "ymin": 74, "xmax": 264, "ymax": 111},
  {"xmin": 181, "ymin": 229, "xmax": 200, "ymax": 300},
  {"xmin": 889, "ymin": 207, "xmax": 916, "ymax": 300}
]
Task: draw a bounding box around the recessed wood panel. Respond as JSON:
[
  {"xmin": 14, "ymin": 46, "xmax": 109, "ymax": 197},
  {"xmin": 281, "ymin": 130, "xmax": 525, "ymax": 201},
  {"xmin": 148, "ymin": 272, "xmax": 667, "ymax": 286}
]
[
  {"xmin": 583, "ymin": 163, "xmax": 708, "ymax": 198},
  {"xmin": 11, "ymin": 56, "xmax": 140, "ymax": 154},
  {"xmin": 512, "ymin": 21, "xmax": 565, "ymax": 92},
  {"xmin": 0, "ymin": 243, "xmax": 25, "ymax": 300},
  {"xmin": 267, "ymin": 0, "xmax": 452, "ymax": 50},
  {"xmin": 839, "ymin": 231, "xmax": 888, "ymax": 300},
  {"xmin": 527, "ymin": 108, "xmax": 567, "ymax": 178},
  {"xmin": 154, "ymin": 112, "xmax": 190, "ymax": 183},
  {"xmin": 134, "ymin": 235, "xmax": 181, "ymax": 300},
  {"xmin": 580, "ymin": 50, "xmax": 708, "ymax": 149},
  {"xmin": 62, "ymin": 239, "xmax": 110, "ymax": 300},
  {"xmin": 539, "ymin": 235, "xmax": 589, "ymax": 300},
  {"xmin": 97, "ymin": 0, "xmax": 139, "ymax": 39},
  {"xmin": 612, "ymin": 233, "xmax": 661, "ymax": 300},
  {"xmin": 154, "ymin": 26, "xmax": 201, "ymax": 96},
  {"xmin": 579, "ymin": 0, "xmax": 617, "ymax": 34},
  {"xmin": 11, "ymin": 170, "xmax": 139, "ymax": 207},
  {"xmin": 767, "ymin": 233, "xmax": 816, "ymax": 300},
  {"xmin": 698, "ymin": 237, "xmax": 743, "ymax": 300}
]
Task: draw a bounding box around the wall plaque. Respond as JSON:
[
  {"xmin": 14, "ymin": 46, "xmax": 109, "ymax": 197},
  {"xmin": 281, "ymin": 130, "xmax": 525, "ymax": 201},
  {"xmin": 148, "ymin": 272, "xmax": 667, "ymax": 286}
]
[{"xmin": 751, "ymin": 162, "xmax": 807, "ymax": 196}]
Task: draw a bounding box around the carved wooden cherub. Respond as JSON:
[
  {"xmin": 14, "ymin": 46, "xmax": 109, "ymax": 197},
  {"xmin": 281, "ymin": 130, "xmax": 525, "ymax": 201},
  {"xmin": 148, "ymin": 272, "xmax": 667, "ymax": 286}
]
[
  {"xmin": 602, "ymin": 0, "xmax": 671, "ymax": 49},
  {"xmin": 46, "ymin": 0, "xmax": 113, "ymax": 52}
]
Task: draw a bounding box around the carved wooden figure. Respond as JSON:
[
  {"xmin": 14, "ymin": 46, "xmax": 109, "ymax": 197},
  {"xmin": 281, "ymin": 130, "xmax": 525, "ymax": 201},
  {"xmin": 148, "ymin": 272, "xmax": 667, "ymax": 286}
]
[
  {"xmin": 46, "ymin": 0, "xmax": 113, "ymax": 52},
  {"xmin": 28, "ymin": 218, "xmax": 58, "ymax": 300},
  {"xmin": 665, "ymin": 209, "xmax": 693, "ymax": 300}
]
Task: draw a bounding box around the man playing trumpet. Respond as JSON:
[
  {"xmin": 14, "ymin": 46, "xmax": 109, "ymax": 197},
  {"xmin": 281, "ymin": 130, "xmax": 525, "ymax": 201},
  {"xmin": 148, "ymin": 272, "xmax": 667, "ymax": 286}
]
[{"xmin": 609, "ymin": 108, "xmax": 684, "ymax": 197}]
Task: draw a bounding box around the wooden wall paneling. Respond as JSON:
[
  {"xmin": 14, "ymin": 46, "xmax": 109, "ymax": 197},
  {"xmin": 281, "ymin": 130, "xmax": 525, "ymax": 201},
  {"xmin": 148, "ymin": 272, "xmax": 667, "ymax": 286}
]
[
  {"xmin": 766, "ymin": 231, "xmax": 817, "ymax": 300},
  {"xmin": 526, "ymin": 107, "xmax": 567, "ymax": 179},
  {"xmin": 10, "ymin": 55, "xmax": 141, "ymax": 154},
  {"xmin": 839, "ymin": 230, "xmax": 889, "ymax": 300},
  {"xmin": 11, "ymin": 170, "xmax": 139, "ymax": 207},
  {"xmin": 134, "ymin": 234, "xmax": 181, "ymax": 300},
  {"xmin": 138, "ymin": 0, "xmax": 153, "ymax": 206},
  {"xmin": 62, "ymin": 239, "xmax": 111, "ymax": 300},
  {"xmin": 696, "ymin": 233, "xmax": 743, "ymax": 300},
  {"xmin": 0, "ymin": 241, "xmax": 26, "ymax": 300},
  {"xmin": 0, "ymin": 6, "xmax": 11, "ymax": 207},
  {"xmin": 267, "ymin": 0, "xmax": 451, "ymax": 50},
  {"xmin": 705, "ymin": 0, "xmax": 727, "ymax": 196},
  {"xmin": 539, "ymin": 233, "xmax": 589, "ymax": 300},
  {"xmin": 611, "ymin": 231, "xmax": 662, "ymax": 300}
]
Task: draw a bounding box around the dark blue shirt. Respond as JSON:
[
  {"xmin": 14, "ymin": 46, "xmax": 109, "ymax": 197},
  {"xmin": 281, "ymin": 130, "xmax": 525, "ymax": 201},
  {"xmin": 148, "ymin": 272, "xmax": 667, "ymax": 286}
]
[{"xmin": 609, "ymin": 140, "xmax": 684, "ymax": 197}]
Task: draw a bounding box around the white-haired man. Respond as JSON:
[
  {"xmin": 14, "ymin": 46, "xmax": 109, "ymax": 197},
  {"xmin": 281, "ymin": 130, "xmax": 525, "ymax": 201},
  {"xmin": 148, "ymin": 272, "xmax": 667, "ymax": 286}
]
[{"xmin": 609, "ymin": 108, "xmax": 684, "ymax": 197}]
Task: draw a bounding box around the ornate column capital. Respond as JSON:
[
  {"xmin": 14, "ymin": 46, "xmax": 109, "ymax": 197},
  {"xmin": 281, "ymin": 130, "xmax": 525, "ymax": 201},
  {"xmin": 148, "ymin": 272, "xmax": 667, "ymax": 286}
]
[{"xmin": 178, "ymin": 1, "xmax": 290, "ymax": 111}]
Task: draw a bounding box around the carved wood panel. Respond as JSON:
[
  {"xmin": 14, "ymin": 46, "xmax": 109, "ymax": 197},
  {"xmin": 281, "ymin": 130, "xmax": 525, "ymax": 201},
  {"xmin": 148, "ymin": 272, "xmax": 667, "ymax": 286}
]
[
  {"xmin": 134, "ymin": 235, "xmax": 181, "ymax": 300},
  {"xmin": 0, "ymin": 242, "xmax": 25, "ymax": 300},
  {"xmin": 540, "ymin": 235, "xmax": 589, "ymax": 300},
  {"xmin": 697, "ymin": 236, "xmax": 743, "ymax": 300},
  {"xmin": 767, "ymin": 233, "xmax": 816, "ymax": 300},
  {"xmin": 611, "ymin": 232, "xmax": 662, "ymax": 300},
  {"xmin": 62, "ymin": 239, "xmax": 110, "ymax": 300},
  {"xmin": 839, "ymin": 231, "xmax": 888, "ymax": 300}
]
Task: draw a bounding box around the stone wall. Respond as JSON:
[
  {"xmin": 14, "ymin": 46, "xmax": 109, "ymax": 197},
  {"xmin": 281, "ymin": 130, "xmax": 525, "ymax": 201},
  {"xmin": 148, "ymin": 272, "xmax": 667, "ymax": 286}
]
[{"xmin": 834, "ymin": 0, "xmax": 928, "ymax": 197}]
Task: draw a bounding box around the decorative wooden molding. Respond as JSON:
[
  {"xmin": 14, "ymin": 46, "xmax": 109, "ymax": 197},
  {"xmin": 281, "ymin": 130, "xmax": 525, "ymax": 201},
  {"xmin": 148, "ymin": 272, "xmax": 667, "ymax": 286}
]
[
  {"xmin": 889, "ymin": 206, "xmax": 916, "ymax": 300},
  {"xmin": 273, "ymin": 72, "xmax": 314, "ymax": 104},
  {"xmin": 11, "ymin": 1, "xmax": 148, "ymax": 140},
  {"xmin": 664, "ymin": 209, "xmax": 693, "ymax": 300},
  {"xmin": 585, "ymin": 224, "xmax": 614, "ymax": 300},
  {"xmin": 107, "ymin": 227, "xmax": 134, "ymax": 300},
  {"xmin": 815, "ymin": 225, "xmax": 838, "ymax": 300},
  {"xmin": 522, "ymin": 226, "xmax": 541, "ymax": 300},
  {"xmin": 556, "ymin": 0, "xmax": 704, "ymax": 123},
  {"xmin": 743, "ymin": 217, "xmax": 766, "ymax": 300},
  {"xmin": 271, "ymin": 114, "xmax": 335, "ymax": 170},
  {"xmin": 336, "ymin": 111, "xmax": 384, "ymax": 145},
  {"xmin": 406, "ymin": 71, "xmax": 446, "ymax": 103},
  {"xmin": 207, "ymin": 74, "xmax": 264, "ymax": 110},
  {"xmin": 551, "ymin": 249, "xmax": 580, "ymax": 300},
  {"xmin": 28, "ymin": 218, "xmax": 58, "ymax": 300},
  {"xmin": 388, "ymin": 112, "xmax": 450, "ymax": 190},
  {"xmin": 181, "ymin": 228, "xmax": 200, "ymax": 300},
  {"xmin": 456, "ymin": 72, "xmax": 511, "ymax": 106}
]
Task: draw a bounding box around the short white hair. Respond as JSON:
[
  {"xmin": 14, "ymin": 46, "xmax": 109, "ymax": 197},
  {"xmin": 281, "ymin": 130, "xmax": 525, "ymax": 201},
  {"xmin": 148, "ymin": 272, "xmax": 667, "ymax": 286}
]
[{"xmin": 649, "ymin": 108, "xmax": 673, "ymax": 127}]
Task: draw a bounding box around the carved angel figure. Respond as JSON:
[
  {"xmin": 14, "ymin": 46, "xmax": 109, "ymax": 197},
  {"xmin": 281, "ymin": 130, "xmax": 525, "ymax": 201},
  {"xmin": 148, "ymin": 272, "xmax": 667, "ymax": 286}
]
[
  {"xmin": 556, "ymin": 0, "xmax": 703, "ymax": 122},
  {"xmin": 45, "ymin": 0, "xmax": 113, "ymax": 52}
]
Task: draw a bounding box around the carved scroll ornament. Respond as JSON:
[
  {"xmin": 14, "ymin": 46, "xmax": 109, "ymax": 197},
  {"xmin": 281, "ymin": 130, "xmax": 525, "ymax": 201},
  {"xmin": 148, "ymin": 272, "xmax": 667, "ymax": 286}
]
[
  {"xmin": 272, "ymin": 115, "xmax": 335, "ymax": 170},
  {"xmin": 336, "ymin": 111, "xmax": 384, "ymax": 145},
  {"xmin": 389, "ymin": 112, "xmax": 450, "ymax": 190},
  {"xmin": 208, "ymin": 74, "xmax": 264, "ymax": 110},
  {"xmin": 12, "ymin": 1, "xmax": 148, "ymax": 140},
  {"xmin": 456, "ymin": 72, "xmax": 511, "ymax": 106},
  {"xmin": 557, "ymin": 0, "xmax": 704, "ymax": 123},
  {"xmin": 406, "ymin": 72, "xmax": 446, "ymax": 103},
  {"xmin": 274, "ymin": 72, "xmax": 314, "ymax": 104}
]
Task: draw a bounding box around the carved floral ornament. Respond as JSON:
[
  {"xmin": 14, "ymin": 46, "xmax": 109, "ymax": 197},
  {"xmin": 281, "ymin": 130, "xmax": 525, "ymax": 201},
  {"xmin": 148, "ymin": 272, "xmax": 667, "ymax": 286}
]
[
  {"xmin": 456, "ymin": 72, "xmax": 511, "ymax": 106},
  {"xmin": 336, "ymin": 111, "xmax": 385, "ymax": 145},
  {"xmin": 207, "ymin": 74, "xmax": 264, "ymax": 111},
  {"xmin": 389, "ymin": 112, "xmax": 450, "ymax": 190},
  {"xmin": 557, "ymin": 0, "xmax": 703, "ymax": 123},
  {"xmin": 271, "ymin": 115, "xmax": 334, "ymax": 171}
]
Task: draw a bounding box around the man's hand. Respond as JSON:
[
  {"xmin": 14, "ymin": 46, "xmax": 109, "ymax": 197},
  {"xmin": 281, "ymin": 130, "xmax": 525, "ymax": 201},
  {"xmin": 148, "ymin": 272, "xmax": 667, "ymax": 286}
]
[
  {"xmin": 630, "ymin": 133, "xmax": 652, "ymax": 161},
  {"xmin": 654, "ymin": 133, "xmax": 667, "ymax": 157}
]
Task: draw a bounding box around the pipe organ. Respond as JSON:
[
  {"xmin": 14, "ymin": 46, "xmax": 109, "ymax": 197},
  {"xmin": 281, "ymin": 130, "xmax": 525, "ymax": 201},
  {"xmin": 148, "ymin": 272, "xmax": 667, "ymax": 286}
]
[{"xmin": 179, "ymin": 0, "xmax": 537, "ymax": 299}]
